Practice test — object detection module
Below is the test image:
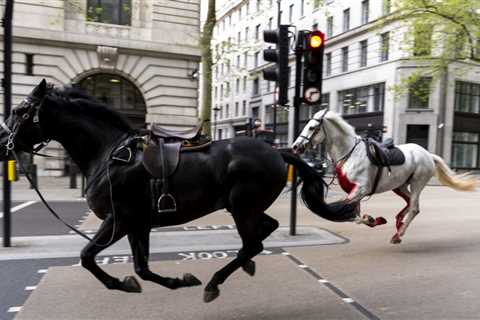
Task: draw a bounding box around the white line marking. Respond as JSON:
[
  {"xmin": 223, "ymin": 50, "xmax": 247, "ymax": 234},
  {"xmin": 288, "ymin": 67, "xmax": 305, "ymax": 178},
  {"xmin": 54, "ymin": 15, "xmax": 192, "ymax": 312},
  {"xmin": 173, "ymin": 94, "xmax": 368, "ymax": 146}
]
[
  {"xmin": 318, "ymin": 279, "xmax": 329, "ymax": 283},
  {"xmin": 37, "ymin": 269, "xmax": 48, "ymax": 274},
  {"xmin": 281, "ymin": 252, "xmax": 290, "ymax": 256},
  {"xmin": 8, "ymin": 306, "xmax": 22, "ymax": 313},
  {"xmin": 342, "ymin": 298, "xmax": 355, "ymax": 303},
  {"xmin": 298, "ymin": 264, "xmax": 308, "ymax": 268},
  {"xmin": 25, "ymin": 286, "xmax": 37, "ymax": 291},
  {"xmin": 0, "ymin": 200, "xmax": 37, "ymax": 218}
]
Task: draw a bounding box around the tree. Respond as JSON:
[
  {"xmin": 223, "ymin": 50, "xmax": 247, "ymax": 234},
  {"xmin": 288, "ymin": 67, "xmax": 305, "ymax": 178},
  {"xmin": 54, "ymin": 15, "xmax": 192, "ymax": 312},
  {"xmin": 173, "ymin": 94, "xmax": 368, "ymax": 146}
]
[
  {"xmin": 200, "ymin": 0, "xmax": 216, "ymax": 137},
  {"xmin": 379, "ymin": 0, "xmax": 480, "ymax": 91}
]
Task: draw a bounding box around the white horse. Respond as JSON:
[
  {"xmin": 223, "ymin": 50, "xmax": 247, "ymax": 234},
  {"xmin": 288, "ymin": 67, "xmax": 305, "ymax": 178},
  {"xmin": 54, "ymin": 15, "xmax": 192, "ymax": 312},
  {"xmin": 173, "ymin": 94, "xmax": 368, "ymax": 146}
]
[{"xmin": 292, "ymin": 109, "xmax": 477, "ymax": 244}]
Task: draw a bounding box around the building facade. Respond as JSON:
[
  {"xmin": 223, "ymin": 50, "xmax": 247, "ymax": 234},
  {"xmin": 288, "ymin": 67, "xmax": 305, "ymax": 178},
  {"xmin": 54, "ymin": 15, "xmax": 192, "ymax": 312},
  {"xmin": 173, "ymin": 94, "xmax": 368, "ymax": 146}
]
[
  {"xmin": 0, "ymin": 0, "xmax": 201, "ymax": 175},
  {"xmin": 211, "ymin": 0, "xmax": 480, "ymax": 170}
]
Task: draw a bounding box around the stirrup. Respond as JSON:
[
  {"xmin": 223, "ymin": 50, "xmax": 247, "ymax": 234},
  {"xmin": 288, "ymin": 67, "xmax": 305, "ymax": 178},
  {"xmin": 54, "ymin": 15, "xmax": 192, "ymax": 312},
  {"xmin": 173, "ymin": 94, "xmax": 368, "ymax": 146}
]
[{"xmin": 157, "ymin": 193, "xmax": 177, "ymax": 213}]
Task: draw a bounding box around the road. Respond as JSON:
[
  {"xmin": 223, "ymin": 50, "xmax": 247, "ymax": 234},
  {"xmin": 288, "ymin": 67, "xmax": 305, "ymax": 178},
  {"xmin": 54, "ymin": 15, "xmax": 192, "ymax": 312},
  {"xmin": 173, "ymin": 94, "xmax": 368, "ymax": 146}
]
[{"xmin": 0, "ymin": 185, "xmax": 479, "ymax": 319}]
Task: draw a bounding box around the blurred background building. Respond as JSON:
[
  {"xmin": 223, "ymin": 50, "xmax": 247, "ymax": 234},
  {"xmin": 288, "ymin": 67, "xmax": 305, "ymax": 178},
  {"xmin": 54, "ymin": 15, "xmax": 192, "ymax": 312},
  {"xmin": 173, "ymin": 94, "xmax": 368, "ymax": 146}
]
[{"xmin": 211, "ymin": 0, "xmax": 480, "ymax": 170}]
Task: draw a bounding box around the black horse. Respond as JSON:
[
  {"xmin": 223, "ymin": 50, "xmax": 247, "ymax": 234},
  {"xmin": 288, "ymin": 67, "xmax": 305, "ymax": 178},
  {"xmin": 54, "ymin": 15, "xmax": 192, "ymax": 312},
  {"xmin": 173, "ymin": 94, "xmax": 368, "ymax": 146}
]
[{"xmin": 0, "ymin": 80, "xmax": 357, "ymax": 302}]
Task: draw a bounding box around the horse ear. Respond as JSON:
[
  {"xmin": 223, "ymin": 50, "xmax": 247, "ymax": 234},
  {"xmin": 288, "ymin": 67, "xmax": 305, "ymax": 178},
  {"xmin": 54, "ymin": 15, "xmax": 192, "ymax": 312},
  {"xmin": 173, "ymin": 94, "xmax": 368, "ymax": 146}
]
[{"xmin": 32, "ymin": 79, "xmax": 48, "ymax": 98}]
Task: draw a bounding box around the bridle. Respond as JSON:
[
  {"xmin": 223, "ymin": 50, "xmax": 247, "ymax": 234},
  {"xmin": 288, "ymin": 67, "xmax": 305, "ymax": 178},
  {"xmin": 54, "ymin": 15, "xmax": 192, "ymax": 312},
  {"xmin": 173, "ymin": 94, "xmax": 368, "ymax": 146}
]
[
  {"xmin": 298, "ymin": 108, "xmax": 328, "ymax": 147},
  {"xmin": 2, "ymin": 96, "xmax": 50, "ymax": 156}
]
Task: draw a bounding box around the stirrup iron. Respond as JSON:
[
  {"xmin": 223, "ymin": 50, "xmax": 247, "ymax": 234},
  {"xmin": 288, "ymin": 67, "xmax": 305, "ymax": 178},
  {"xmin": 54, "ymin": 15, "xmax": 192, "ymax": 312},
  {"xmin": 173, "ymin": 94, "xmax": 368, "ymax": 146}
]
[{"xmin": 157, "ymin": 193, "xmax": 177, "ymax": 213}]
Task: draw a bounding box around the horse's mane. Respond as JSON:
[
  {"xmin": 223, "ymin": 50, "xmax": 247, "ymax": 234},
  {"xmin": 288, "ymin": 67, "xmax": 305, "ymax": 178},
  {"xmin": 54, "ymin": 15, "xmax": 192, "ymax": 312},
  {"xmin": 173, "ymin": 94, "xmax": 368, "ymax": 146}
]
[
  {"xmin": 325, "ymin": 111, "xmax": 357, "ymax": 137},
  {"xmin": 47, "ymin": 85, "xmax": 133, "ymax": 132}
]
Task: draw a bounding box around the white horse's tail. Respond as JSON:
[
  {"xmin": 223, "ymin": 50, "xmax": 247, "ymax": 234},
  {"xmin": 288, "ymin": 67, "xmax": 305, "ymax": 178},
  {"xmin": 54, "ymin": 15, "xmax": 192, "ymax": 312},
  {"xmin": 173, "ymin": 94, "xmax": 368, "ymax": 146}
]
[{"xmin": 430, "ymin": 154, "xmax": 477, "ymax": 191}]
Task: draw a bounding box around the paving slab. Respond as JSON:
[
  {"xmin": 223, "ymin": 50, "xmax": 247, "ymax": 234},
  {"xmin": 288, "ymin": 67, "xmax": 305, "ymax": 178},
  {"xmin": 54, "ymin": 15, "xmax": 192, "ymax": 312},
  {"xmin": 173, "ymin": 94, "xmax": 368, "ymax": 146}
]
[{"xmin": 16, "ymin": 255, "xmax": 363, "ymax": 320}]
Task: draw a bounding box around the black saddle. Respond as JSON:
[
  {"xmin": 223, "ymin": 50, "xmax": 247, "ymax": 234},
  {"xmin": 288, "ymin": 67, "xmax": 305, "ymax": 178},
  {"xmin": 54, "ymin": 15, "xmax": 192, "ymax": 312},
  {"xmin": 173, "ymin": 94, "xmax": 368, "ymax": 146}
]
[
  {"xmin": 142, "ymin": 123, "xmax": 211, "ymax": 214},
  {"xmin": 364, "ymin": 138, "xmax": 406, "ymax": 196},
  {"xmin": 365, "ymin": 138, "xmax": 405, "ymax": 168}
]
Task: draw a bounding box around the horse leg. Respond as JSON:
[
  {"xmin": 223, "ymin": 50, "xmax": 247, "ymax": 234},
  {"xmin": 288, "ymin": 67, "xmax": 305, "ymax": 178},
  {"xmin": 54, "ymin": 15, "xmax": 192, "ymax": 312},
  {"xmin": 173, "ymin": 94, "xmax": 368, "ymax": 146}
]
[
  {"xmin": 397, "ymin": 177, "xmax": 428, "ymax": 239},
  {"xmin": 204, "ymin": 210, "xmax": 264, "ymax": 303},
  {"xmin": 242, "ymin": 213, "xmax": 279, "ymax": 277},
  {"xmin": 346, "ymin": 186, "xmax": 386, "ymax": 227},
  {"xmin": 128, "ymin": 230, "xmax": 202, "ymax": 289},
  {"xmin": 80, "ymin": 215, "xmax": 140, "ymax": 292},
  {"xmin": 391, "ymin": 185, "xmax": 411, "ymax": 244}
]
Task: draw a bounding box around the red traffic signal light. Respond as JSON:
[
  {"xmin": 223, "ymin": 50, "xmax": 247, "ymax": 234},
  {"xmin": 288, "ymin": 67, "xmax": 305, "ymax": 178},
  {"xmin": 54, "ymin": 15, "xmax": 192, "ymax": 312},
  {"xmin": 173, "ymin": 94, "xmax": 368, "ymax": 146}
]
[{"xmin": 306, "ymin": 31, "xmax": 325, "ymax": 51}]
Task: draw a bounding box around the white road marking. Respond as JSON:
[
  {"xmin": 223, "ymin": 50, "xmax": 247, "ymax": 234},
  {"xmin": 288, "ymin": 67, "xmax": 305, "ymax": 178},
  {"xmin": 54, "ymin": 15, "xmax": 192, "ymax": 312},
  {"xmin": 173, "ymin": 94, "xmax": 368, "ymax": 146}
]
[
  {"xmin": 318, "ymin": 279, "xmax": 329, "ymax": 283},
  {"xmin": 25, "ymin": 286, "xmax": 37, "ymax": 291},
  {"xmin": 0, "ymin": 201, "xmax": 37, "ymax": 218},
  {"xmin": 298, "ymin": 264, "xmax": 308, "ymax": 268},
  {"xmin": 342, "ymin": 298, "xmax": 355, "ymax": 303},
  {"xmin": 7, "ymin": 306, "xmax": 22, "ymax": 313},
  {"xmin": 281, "ymin": 252, "xmax": 290, "ymax": 256},
  {"xmin": 37, "ymin": 269, "xmax": 48, "ymax": 274}
]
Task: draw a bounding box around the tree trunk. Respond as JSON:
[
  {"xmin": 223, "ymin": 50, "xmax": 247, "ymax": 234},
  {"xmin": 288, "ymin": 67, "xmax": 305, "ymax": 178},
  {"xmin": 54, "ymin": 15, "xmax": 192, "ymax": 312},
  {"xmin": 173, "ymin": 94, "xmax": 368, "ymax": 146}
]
[{"xmin": 200, "ymin": 0, "xmax": 216, "ymax": 137}]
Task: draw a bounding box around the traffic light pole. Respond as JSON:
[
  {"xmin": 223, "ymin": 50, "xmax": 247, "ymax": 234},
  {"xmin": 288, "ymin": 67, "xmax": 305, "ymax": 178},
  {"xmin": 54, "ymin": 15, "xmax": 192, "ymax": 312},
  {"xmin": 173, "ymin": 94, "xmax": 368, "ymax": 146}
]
[
  {"xmin": 2, "ymin": 0, "xmax": 14, "ymax": 247},
  {"xmin": 289, "ymin": 31, "xmax": 305, "ymax": 236}
]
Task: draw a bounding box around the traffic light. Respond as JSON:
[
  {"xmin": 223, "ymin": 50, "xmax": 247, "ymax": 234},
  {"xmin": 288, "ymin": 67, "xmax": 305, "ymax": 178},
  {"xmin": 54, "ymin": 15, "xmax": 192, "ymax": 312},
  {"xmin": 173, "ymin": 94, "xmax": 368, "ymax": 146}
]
[
  {"xmin": 303, "ymin": 30, "xmax": 325, "ymax": 105},
  {"xmin": 263, "ymin": 25, "xmax": 290, "ymax": 105}
]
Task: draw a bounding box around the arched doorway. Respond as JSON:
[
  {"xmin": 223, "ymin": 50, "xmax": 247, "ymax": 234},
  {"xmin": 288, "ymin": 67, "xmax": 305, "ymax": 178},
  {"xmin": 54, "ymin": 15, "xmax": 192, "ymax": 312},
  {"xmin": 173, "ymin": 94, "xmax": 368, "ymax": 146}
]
[{"xmin": 79, "ymin": 73, "xmax": 146, "ymax": 129}]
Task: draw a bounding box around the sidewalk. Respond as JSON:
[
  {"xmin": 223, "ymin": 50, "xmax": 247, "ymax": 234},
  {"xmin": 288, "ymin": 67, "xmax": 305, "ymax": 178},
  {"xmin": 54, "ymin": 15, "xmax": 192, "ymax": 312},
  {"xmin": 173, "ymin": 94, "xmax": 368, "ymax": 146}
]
[{"xmin": 0, "ymin": 176, "xmax": 84, "ymax": 201}]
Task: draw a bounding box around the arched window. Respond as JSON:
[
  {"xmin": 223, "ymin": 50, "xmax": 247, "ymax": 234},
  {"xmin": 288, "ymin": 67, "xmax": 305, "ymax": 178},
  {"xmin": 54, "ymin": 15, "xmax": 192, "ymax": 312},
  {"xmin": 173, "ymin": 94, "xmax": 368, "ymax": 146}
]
[
  {"xmin": 79, "ymin": 74, "xmax": 146, "ymax": 129},
  {"xmin": 87, "ymin": 0, "xmax": 131, "ymax": 26}
]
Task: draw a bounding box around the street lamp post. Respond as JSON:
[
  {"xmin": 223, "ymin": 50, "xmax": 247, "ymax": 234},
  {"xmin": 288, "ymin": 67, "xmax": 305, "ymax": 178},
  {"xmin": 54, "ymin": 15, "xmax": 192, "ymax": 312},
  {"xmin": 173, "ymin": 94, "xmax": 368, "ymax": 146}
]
[{"xmin": 212, "ymin": 106, "xmax": 220, "ymax": 140}]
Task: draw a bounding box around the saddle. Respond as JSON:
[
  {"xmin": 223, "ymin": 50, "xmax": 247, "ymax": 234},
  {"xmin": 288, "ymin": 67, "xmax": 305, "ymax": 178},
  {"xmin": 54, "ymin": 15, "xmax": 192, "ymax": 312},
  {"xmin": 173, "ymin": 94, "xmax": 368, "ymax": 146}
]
[
  {"xmin": 365, "ymin": 138, "xmax": 405, "ymax": 169},
  {"xmin": 364, "ymin": 138, "xmax": 406, "ymax": 195},
  {"xmin": 142, "ymin": 122, "xmax": 211, "ymax": 214}
]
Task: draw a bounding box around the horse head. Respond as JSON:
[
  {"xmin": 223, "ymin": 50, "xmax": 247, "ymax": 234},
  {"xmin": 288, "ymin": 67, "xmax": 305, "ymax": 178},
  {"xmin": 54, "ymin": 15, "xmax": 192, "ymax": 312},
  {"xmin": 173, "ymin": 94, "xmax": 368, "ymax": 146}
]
[
  {"xmin": 0, "ymin": 79, "xmax": 51, "ymax": 160},
  {"xmin": 292, "ymin": 109, "xmax": 328, "ymax": 154}
]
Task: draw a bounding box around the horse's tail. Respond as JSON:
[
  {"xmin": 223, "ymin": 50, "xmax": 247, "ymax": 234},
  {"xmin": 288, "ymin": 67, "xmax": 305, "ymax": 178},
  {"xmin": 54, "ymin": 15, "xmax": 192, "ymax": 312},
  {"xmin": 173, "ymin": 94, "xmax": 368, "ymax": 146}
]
[
  {"xmin": 430, "ymin": 154, "xmax": 477, "ymax": 191},
  {"xmin": 280, "ymin": 151, "xmax": 358, "ymax": 222}
]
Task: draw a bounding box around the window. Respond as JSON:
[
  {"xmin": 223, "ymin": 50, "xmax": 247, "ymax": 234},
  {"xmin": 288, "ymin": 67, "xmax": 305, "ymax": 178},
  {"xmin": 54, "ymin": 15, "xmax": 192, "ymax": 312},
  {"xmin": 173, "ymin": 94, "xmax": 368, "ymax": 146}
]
[
  {"xmin": 252, "ymin": 78, "xmax": 260, "ymax": 96},
  {"xmin": 214, "ymin": 86, "xmax": 218, "ymax": 99},
  {"xmin": 360, "ymin": 40, "xmax": 368, "ymax": 67},
  {"xmin": 268, "ymin": 17, "xmax": 273, "ymax": 30},
  {"xmin": 254, "ymin": 51, "xmax": 260, "ymax": 67},
  {"xmin": 338, "ymin": 83, "xmax": 385, "ymax": 114},
  {"xmin": 255, "ymin": 24, "xmax": 261, "ymax": 40},
  {"xmin": 244, "ymin": 52, "xmax": 248, "ymax": 67},
  {"xmin": 225, "ymin": 104, "xmax": 230, "ymax": 118},
  {"xmin": 237, "ymin": 31, "xmax": 241, "ymax": 45},
  {"xmin": 87, "ymin": 0, "xmax": 131, "ymax": 25},
  {"xmin": 237, "ymin": 55, "xmax": 241, "ymax": 68},
  {"xmin": 226, "ymin": 82, "xmax": 230, "ymax": 97},
  {"xmin": 79, "ymin": 73, "xmax": 146, "ymax": 128},
  {"xmin": 236, "ymin": 78, "xmax": 240, "ymax": 93},
  {"xmin": 343, "ymin": 8, "xmax": 350, "ymax": 32},
  {"xmin": 455, "ymin": 30, "xmax": 467, "ymax": 59},
  {"xmin": 243, "ymin": 76, "xmax": 247, "ymax": 92},
  {"xmin": 361, "ymin": 0, "xmax": 369, "ymax": 24},
  {"xmin": 452, "ymin": 132, "xmax": 479, "ymax": 169},
  {"xmin": 242, "ymin": 100, "xmax": 247, "ymax": 115},
  {"xmin": 245, "ymin": 27, "xmax": 249, "ymax": 41},
  {"xmin": 413, "ymin": 24, "xmax": 432, "ymax": 56},
  {"xmin": 454, "ymin": 81, "xmax": 480, "ymax": 114},
  {"xmin": 326, "ymin": 16, "xmax": 333, "ymax": 38},
  {"xmin": 25, "ymin": 53, "xmax": 34, "ymax": 75},
  {"xmin": 289, "ymin": 4, "xmax": 294, "ymax": 22},
  {"xmin": 325, "ymin": 53, "xmax": 332, "ymax": 76},
  {"xmin": 300, "ymin": 0, "xmax": 304, "ymax": 16},
  {"xmin": 256, "ymin": 0, "xmax": 261, "ymax": 11},
  {"xmin": 380, "ymin": 32, "xmax": 390, "ymax": 61},
  {"xmin": 342, "ymin": 46, "xmax": 349, "ymax": 72},
  {"xmin": 235, "ymin": 102, "xmax": 239, "ymax": 116},
  {"xmin": 408, "ymin": 77, "xmax": 432, "ymax": 109},
  {"xmin": 228, "ymin": 15, "xmax": 231, "ymax": 26}
]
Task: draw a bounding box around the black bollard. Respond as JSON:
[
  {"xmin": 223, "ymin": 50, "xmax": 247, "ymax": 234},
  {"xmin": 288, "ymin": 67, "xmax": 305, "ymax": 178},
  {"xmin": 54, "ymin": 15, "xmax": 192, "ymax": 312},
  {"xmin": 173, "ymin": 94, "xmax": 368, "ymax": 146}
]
[
  {"xmin": 69, "ymin": 166, "xmax": 77, "ymax": 189},
  {"xmin": 29, "ymin": 164, "xmax": 38, "ymax": 189}
]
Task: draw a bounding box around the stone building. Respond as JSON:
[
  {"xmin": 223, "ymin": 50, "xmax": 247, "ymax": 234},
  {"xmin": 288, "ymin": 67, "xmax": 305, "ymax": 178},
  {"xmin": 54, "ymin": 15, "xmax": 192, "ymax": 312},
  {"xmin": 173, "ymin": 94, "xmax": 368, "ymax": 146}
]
[
  {"xmin": 0, "ymin": 0, "xmax": 200, "ymax": 175},
  {"xmin": 212, "ymin": 0, "xmax": 480, "ymax": 170}
]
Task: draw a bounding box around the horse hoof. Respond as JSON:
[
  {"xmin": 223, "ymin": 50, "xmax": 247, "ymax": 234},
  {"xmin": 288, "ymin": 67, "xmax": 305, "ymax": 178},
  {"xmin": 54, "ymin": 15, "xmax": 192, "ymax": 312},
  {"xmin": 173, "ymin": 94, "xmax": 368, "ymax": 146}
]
[
  {"xmin": 122, "ymin": 276, "xmax": 142, "ymax": 293},
  {"xmin": 390, "ymin": 236, "xmax": 402, "ymax": 244},
  {"xmin": 204, "ymin": 287, "xmax": 220, "ymax": 303},
  {"xmin": 242, "ymin": 260, "xmax": 256, "ymax": 276},
  {"xmin": 183, "ymin": 273, "xmax": 202, "ymax": 287},
  {"xmin": 375, "ymin": 217, "xmax": 387, "ymax": 225}
]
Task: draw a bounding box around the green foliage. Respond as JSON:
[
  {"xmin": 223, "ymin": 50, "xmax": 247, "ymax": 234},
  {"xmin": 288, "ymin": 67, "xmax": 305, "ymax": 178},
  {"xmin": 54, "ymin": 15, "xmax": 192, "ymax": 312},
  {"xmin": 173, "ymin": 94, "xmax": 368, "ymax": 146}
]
[{"xmin": 378, "ymin": 0, "xmax": 480, "ymax": 95}]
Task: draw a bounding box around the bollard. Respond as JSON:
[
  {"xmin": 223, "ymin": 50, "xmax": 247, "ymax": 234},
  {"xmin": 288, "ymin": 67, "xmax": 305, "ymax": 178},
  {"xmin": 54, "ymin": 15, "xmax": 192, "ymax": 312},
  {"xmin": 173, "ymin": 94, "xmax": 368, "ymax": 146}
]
[{"xmin": 69, "ymin": 166, "xmax": 77, "ymax": 189}]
